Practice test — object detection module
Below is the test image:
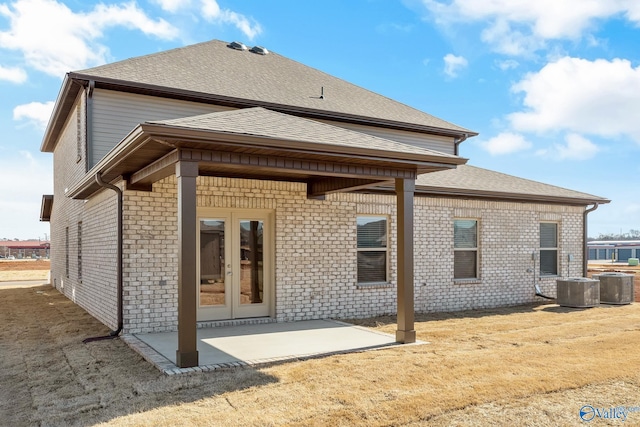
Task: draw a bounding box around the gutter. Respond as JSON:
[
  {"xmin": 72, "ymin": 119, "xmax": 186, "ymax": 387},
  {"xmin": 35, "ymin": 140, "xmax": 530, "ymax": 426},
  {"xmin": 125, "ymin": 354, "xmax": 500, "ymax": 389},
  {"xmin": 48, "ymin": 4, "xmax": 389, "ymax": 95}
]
[
  {"xmin": 583, "ymin": 203, "xmax": 600, "ymax": 277},
  {"xmin": 454, "ymin": 133, "xmax": 469, "ymax": 156},
  {"xmin": 83, "ymin": 172, "xmax": 123, "ymax": 342}
]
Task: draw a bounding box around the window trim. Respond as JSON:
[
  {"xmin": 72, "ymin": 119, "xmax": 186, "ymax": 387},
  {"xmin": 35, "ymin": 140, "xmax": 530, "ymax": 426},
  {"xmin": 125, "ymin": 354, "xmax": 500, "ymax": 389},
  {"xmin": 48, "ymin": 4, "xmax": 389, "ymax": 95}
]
[
  {"xmin": 77, "ymin": 221, "xmax": 83, "ymax": 283},
  {"xmin": 65, "ymin": 226, "xmax": 69, "ymax": 278},
  {"xmin": 453, "ymin": 218, "xmax": 479, "ymax": 281},
  {"xmin": 540, "ymin": 221, "xmax": 559, "ymax": 276},
  {"xmin": 76, "ymin": 103, "xmax": 82, "ymax": 164},
  {"xmin": 356, "ymin": 215, "xmax": 389, "ymax": 285}
]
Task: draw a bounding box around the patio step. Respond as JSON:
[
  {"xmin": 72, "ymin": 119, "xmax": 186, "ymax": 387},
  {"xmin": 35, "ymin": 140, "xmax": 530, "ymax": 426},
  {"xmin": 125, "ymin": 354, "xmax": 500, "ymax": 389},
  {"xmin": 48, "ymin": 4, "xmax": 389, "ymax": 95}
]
[{"xmin": 197, "ymin": 317, "xmax": 276, "ymax": 329}]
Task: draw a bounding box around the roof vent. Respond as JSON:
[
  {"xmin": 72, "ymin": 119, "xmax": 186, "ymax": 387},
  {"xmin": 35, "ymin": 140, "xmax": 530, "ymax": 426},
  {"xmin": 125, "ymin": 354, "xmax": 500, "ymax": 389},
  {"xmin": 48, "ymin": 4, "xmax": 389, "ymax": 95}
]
[
  {"xmin": 228, "ymin": 41, "xmax": 248, "ymax": 51},
  {"xmin": 250, "ymin": 45, "xmax": 269, "ymax": 55}
]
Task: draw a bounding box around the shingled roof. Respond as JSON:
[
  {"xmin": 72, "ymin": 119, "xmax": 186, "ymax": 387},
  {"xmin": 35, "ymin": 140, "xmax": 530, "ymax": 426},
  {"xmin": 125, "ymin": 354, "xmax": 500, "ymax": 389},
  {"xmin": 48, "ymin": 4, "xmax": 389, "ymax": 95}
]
[
  {"xmin": 148, "ymin": 107, "xmax": 463, "ymax": 161},
  {"xmin": 78, "ymin": 40, "xmax": 472, "ymax": 133},
  {"xmin": 42, "ymin": 39, "xmax": 475, "ymax": 152},
  {"xmin": 415, "ymin": 165, "xmax": 610, "ymax": 205}
]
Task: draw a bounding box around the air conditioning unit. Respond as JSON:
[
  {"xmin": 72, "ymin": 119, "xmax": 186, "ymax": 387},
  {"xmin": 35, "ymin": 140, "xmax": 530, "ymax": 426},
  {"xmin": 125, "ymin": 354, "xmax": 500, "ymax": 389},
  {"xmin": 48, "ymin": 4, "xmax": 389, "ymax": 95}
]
[
  {"xmin": 556, "ymin": 278, "xmax": 600, "ymax": 308},
  {"xmin": 593, "ymin": 272, "xmax": 634, "ymax": 305}
]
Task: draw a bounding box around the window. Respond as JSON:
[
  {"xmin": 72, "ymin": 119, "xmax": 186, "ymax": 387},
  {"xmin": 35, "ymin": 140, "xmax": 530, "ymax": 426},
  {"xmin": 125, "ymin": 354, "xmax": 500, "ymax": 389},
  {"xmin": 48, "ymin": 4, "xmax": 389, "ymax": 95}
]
[
  {"xmin": 76, "ymin": 103, "xmax": 82, "ymax": 163},
  {"xmin": 77, "ymin": 221, "xmax": 82, "ymax": 282},
  {"xmin": 454, "ymin": 219, "xmax": 478, "ymax": 279},
  {"xmin": 540, "ymin": 223, "xmax": 558, "ymax": 276},
  {"xmin": 357, "ymin": 216, "xmax": 388, "ymax": 283},
  {"xmin": 65, "ymin": 226, "xmax": 69, "ymax": 278}
]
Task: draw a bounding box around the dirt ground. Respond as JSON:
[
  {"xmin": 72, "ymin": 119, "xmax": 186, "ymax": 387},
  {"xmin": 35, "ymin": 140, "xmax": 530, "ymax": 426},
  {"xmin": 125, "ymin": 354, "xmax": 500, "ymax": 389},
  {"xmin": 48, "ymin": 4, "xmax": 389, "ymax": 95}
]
[
  {"xmin": 3, "ymin": 283, "xmax": 640, "ymax": 426},
  {"xmin": 0, "ymin": 259, "xmax": 50, "ymax": 281},
  {"xmin": 0, "ymin": 260, "xmax": 51, "ymax": 271}
]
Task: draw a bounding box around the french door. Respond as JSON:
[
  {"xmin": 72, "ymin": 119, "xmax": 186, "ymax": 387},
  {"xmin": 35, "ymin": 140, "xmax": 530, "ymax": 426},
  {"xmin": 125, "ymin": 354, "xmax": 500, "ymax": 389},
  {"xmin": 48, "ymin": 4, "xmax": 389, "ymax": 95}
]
[{"xmin": 197, "ymin": 209, "xmax": 273, "ymax": 321}]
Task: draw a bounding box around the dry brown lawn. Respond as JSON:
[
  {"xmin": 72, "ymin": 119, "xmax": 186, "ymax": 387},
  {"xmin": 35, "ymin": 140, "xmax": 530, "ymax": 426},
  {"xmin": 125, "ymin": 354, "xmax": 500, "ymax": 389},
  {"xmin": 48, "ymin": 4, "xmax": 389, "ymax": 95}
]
[
  {"xmin": 3, "ymin": 283, "xmax": 640, "ymax": 426},
  {"xmin": 0, "ymin": 259, "xmax": 50, "ymax": 281}
]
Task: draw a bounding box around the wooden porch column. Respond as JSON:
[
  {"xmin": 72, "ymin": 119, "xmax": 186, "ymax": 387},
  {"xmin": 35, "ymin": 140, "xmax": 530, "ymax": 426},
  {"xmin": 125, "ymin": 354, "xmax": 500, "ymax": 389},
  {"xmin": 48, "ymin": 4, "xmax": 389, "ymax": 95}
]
[
  {"xmin": 176, "ymin": 160, "xmax": 199, "ymax": 368},
  {"xmin": 395, "ymin": 178, "xmax": 416, "ymax": 344}
]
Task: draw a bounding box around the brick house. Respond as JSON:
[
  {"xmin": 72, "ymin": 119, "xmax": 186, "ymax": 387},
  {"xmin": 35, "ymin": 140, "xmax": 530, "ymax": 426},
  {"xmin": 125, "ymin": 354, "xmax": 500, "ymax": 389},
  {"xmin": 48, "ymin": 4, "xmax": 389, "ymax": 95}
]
[{"xmin": 40, "ymin": 40, "xmax": 608, "ymax": 367}]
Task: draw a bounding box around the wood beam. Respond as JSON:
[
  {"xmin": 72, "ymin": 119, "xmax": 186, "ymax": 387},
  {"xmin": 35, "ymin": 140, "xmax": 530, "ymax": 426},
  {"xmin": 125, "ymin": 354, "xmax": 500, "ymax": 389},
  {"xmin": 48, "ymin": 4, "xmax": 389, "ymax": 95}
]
[
  {"xmin": 307, "ymin": 178, "xmax": 388, "ymax": 199},
  {"xmin": 175, "ymin": 160, "xmax": 199, "ymax": 368},
  {"xmin": 129, "ymin": 150, "xmax": 180, "ymax": 188},
  {"xmin": 180, "ymin": 149, "xmax": 417, "ymax": 180},
  {"xmin": 395, "ymin": 177, "xmax": 416, "ymax": 344}
]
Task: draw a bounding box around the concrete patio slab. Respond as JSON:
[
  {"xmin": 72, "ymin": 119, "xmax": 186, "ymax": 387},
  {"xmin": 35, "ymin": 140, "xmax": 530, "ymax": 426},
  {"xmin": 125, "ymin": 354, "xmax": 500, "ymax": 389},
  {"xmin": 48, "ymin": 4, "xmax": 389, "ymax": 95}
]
[{"xmin": 123, "ymin": 319, "xmax": 424, "ymax": 374}]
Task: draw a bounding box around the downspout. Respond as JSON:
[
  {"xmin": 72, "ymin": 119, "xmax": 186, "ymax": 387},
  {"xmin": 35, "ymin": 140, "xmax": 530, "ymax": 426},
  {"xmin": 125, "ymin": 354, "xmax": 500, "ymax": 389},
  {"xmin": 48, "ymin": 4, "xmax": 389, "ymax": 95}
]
[
  {"xmin": 86, "ymin": 81, "xmax": 95, "ymax": 170},
  {"xmin": 454, "ymin": 133, "xmax": 469, "ymax": 156},
  {"xmin": 583, "ymin": 203, "xmax": 600, "ymax": 277},
  {"xmin": 83, "ymin": 172, "xmax": 123, "ymax": 342}
]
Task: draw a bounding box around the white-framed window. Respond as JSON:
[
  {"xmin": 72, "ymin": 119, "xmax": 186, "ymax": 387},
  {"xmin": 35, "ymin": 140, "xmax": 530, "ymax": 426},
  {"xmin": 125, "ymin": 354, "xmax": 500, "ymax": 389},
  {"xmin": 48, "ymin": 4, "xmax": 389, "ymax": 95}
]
[
  {"xmin": 77, "ymin": 221, "xmax": 83, "ymax": 282},
  {"xmin": 76, "ymin": 103, "xmax": 82, "ymax": 163},
  {"xmin": 65, "ymin": 226, "xmax": 69, "ymax": 278},
  {"xmin": 454, "ymin": 219, "xmax": 478, "ymax": 280},
  {"xmin": 540, "ymin": 222, "xmax": 558, "ymax": 276},
  {"xmin": 357, "ymin": 216, "xmax": 388, "ymax": 283}
]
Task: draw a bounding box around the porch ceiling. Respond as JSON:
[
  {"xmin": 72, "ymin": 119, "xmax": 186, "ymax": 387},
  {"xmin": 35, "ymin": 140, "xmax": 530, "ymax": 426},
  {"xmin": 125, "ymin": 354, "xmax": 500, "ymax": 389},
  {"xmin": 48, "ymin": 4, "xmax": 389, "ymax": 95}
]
[{"xmin": 67, "ymin": 108, "xmax": 467, "ymax": 200}]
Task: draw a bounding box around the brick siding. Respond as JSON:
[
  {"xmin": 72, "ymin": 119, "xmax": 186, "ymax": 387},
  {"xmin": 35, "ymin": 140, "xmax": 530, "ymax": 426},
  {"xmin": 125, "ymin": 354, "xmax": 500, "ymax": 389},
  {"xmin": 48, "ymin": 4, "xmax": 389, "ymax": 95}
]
[{"xmin": 50, "ymin": 111, "xmax": 585, "ymax": 333}]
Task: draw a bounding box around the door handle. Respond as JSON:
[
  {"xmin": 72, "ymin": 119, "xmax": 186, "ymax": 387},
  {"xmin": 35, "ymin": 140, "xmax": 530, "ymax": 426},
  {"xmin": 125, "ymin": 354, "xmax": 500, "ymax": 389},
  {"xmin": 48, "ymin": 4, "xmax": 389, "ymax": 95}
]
[{"xmin": 227, "ymin": 271, "xmax": 233, "ymax": 276}]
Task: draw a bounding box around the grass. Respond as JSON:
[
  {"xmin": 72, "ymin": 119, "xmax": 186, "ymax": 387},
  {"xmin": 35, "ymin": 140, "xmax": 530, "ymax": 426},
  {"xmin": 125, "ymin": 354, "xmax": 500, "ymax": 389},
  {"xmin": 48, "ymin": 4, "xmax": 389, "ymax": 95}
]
[
  {"xmin": 0, "ymin": 259, "xmax": 50, "ymax": 281},
  {"xmin": 2, "ymin": 283, "xmax": 640, "ymax": 426}
]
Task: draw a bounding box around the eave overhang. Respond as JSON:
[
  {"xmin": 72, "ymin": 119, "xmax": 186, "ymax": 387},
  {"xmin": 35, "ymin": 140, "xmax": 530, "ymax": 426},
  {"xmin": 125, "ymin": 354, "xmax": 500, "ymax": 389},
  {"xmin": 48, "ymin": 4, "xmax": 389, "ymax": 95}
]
[
  {"xmin": 66, "ymin": 122, "xmax": 467, "ymax": 200},
  {"xmin": 40, "ymin": 194, "xmax": 53, "ymax": 221},
  {"xmin": 366, "ymin": 185, "xmax": 611, "ymax": 206}
]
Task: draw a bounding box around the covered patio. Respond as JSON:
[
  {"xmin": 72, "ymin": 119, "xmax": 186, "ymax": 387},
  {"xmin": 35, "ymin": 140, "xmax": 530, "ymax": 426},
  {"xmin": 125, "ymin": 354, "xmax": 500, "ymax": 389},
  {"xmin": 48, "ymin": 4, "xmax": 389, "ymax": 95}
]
[
  {"xmin": 123, "ymin": 319, "xmax": 425, "ymax": 374},
  {"xmin": 67, "ymin": 107, "xmax": 466, "ymax": 368}
]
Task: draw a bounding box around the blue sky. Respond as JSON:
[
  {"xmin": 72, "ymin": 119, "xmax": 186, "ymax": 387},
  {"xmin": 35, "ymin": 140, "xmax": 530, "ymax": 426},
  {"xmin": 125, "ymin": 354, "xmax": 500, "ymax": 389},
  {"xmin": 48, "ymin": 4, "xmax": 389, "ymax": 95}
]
[{"xmin": 1, "ymin": 0, "xmax": 639, "ymax": 240}]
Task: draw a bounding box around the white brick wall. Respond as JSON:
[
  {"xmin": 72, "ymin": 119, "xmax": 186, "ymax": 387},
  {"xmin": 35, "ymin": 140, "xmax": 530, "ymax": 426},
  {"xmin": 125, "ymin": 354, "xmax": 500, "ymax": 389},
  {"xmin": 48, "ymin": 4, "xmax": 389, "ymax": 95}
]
[
  {"xmin": 118, "ymin": 176, "xmax": 584, "ymax": 333},
  {"xmin": 51, "ymin": 146, "xmax": 585, "ymax": 334},
  {"xmin": 50, "ymin": 91, "xmax": 120, "ymax": 330}
]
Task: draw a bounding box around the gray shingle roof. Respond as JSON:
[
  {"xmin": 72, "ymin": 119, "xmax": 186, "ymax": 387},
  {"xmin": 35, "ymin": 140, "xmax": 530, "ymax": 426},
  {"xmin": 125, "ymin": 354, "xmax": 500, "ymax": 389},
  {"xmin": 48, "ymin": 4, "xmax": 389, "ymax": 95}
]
[
  {"xmin": 416, "ymin": 165, "xmax": 609, "ymax": 204},
  {"xmin": 74, "ymin": 39, "xmax": 473, "ymax": 135},
  {"xmin": 148, "ymin": 107, "xmax": 462, "ymax": 160}
]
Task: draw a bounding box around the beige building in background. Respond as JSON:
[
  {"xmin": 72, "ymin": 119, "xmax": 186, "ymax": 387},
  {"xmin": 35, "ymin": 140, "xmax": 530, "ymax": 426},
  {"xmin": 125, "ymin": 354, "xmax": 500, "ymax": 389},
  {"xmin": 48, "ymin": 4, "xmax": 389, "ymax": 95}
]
[{"xmin": 40, "ymin": 40, "xmax": 608, "ymax": 367}]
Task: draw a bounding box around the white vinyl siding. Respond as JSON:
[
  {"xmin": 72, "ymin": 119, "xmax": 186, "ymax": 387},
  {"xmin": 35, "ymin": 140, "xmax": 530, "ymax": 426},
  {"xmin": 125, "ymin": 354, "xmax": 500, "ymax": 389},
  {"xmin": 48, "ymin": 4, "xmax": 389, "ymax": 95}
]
[
  {"xmin": 90, "ymin": 89, "xmax": 233, "ymax": 167},
  {"xmin": 314, "ymin": 119, "xmax": 456, "ymax": 155},
  {"xmin": 90, "ymin": 89, "xmax": 457, "ymax": 167}
]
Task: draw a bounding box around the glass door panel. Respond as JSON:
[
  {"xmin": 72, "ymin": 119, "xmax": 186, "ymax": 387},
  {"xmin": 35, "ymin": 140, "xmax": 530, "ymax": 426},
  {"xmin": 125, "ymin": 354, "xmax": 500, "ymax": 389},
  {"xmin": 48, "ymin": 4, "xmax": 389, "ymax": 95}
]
[
  {"xmin": 239, "ymin": 220, "xmax": 264, "ymax": 305},
  {"xmin": 199, "ymin": 219, "xmax": 226, "ymax": 308},
  {"xmin": 198, "ymin": 209, "xmax": 272, "ymax": 321}
]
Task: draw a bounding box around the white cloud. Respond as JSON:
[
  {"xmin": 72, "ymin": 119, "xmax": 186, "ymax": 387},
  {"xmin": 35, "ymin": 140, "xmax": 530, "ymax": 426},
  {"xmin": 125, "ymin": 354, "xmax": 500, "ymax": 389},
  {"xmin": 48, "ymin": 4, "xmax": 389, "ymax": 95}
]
[
  {"xmin": 200, "ymin": 0, "xmax": 262, "ymax": 40},
  {"xmin": 0, "ymin": 152, "xmax": 52, "ymax": 240},
  {"xmin": 0, "ymin": 0, "xmax": 178, "ymax": 76},
  {"xmin": 13, "ymin": 101, "xmax": 54, "ymax": 129},
  {"xmin": 509, "ymin": 57, "xmax": 640, "ymax": 143},
  {"xmin": 443, "ymin": 53, "xmax": 467, "ymax": 78},
  {"xmin": 0, "ymin": 64, "xmax": 26, "ymax": 83},
  {"xmin": 420, "ymin": 0, "xmax": 640, "ymax": 55},
  {"xmin": 154, "ymin": 0, "xmax": 189, "ymax": 13},
  {"xmin": 553, "ymin": 133, "xmax": 600, "ymax": 160},
  {"xmin": 480, "ymin": 132, "xmax": 532, "ymax": 155},
  {"xmin": 495, "ymin": 59, "xmax": 519, "ymax": 71}
]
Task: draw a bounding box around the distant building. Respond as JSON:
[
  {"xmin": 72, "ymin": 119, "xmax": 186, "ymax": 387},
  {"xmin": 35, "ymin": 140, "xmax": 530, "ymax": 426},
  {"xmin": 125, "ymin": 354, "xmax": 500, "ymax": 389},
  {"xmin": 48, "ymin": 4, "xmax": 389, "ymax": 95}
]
[
  {"xmin": 588, "ymin": 240, "xmax": 640, "ymax": 262},
  {"xmin": 0, "ymin": 240, "xmax": 50, "ymax": 259}
]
